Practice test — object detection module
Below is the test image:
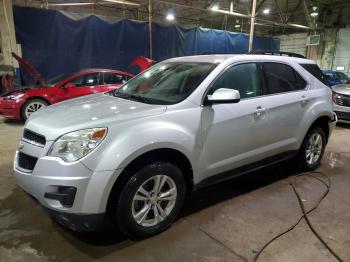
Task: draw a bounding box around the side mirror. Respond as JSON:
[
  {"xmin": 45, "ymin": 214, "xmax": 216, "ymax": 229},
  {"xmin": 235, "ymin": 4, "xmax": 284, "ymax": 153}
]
[
  {"xmin": 63, "ymin": 83, "xmax": 76, "ymax": 89},
  {"xmin": 205, "ymin": 88, "xmax": 240, "ymax": 104}
]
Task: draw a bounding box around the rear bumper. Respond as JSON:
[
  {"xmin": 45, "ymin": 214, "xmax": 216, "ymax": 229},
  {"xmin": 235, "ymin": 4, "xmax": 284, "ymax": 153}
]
[{"xmin": 0, "ymin": 98, "xmax": 22, "ymax": 119}]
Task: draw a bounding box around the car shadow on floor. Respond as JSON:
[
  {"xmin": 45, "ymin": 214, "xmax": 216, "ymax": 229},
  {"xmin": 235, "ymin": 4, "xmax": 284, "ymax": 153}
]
[
  {"xmin": 337, "ymin": 123, "xmax": 350, "ymax": 129},
  {"xmin": 0, "ymin": 118, "xmax": 23, "ymax": 125},
  {"xmin": 63, "ymin": 159, "xmax": 299, "ymax": 250}
]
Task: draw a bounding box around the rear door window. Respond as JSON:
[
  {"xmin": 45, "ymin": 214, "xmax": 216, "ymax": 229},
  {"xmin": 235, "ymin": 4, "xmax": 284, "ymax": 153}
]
[
  {"xmin": 70, "ymin": 72, "xmax": 101, "ymax": 87},
  {"xmin": 300, "ymin": 64, "xmax": 329, "ymax": 86},
  {"xmin": 263, "ymin": 62, "xmax": 307, "ymax": 94},
  {"xmin": 103, "ymin": 72, "xmax": 128, "ymax": 84}
]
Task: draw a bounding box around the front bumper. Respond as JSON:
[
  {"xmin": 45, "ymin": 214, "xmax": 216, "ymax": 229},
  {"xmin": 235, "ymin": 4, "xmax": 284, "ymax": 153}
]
[
  {"xmin": 0, "ymin": 98, "xmax": 23, "ymax": 120},
  {"xmin": 328, "ymin": 112, "xmax": 338, "ymax": 138},
  {"xmin": 333, "ymin": 103, "xmax": 350, "ymax": 123},
  {"xmin": 13, "ymin": 137, "xmax": 120, "ymax": 214}
]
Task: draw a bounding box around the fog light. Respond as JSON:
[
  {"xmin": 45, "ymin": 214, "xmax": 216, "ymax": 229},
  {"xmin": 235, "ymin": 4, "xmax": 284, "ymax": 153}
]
[{"xmin": 44, "ymin": 186, "xmax": 77, "ymax": 207}]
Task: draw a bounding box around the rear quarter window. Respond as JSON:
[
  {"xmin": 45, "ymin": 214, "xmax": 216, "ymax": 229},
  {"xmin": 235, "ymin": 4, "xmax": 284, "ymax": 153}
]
[
  {"xmin": 300, "ymin": 64, "xmax": 329, "ymax": 86},
  {"xmin": 263, "ymin": 62, "xmax": 307, "ymax": 95}
]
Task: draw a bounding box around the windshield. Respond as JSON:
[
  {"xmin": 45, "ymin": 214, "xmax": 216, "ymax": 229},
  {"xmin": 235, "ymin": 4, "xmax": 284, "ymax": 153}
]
[
  {"xmin": 335, "ymin": 72, "xmax": 348, "ymax": 80},
  {"xmin": 109, "ymin": 62, "xmax": 216, "ymax": 105},
  {"xmin": 47, "ymin": 73, "xmax": 71, "ymax": 86}
]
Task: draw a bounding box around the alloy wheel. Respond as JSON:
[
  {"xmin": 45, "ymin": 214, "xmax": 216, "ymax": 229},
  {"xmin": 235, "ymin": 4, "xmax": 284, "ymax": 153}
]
[
  {"xmin": 306, "ymin": 133, "xmax": 323, "ymax": 165},
  {"xmin": 25, "ymin": 101, "xmax": 46, "ymax": 118},
  {"xmin": 131, "ymin": 175, "xmax": 177, "ymax": 227}
]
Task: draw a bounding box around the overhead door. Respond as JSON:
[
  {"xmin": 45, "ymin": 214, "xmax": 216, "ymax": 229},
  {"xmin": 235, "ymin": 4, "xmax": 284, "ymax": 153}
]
[{"xmin": 332, "ymin": 29, "xmax": 350, "ymax": 76}]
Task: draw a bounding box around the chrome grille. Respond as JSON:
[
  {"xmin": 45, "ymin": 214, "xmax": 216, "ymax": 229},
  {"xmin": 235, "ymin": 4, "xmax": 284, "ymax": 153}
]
[
  {"xmin": 334, "ymin": 93, "xmax": 350, "ymax": 107},
  {"xmin": 18, "ymin": 152, "xmax": 38, "ymax": 171},
  {"xmin": 23, "ymin": 129, "xmax": 46, "ymax": 146}
]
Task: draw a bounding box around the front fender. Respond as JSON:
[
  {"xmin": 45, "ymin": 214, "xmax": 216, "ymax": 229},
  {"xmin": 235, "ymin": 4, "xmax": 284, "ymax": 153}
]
[{"xmin": 81, "ymin": 120, "xmax": 195, "ymax": 172}]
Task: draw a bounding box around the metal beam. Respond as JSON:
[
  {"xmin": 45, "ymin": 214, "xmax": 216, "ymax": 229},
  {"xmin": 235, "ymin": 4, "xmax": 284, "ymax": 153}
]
[
  {"xmin": 285, "ymin": 0, "xmax": 303, "ymax": 24},
  {"xmin": 256, "ymin": 0, "xmax": 267, "ymax": 13},
  {"xmin": 273, "ymin": 0, "xmax": 286, "ymax": 23},
  {"xmin": 302, "ymin": 0, "xmax": 313, "ymax": 28}
]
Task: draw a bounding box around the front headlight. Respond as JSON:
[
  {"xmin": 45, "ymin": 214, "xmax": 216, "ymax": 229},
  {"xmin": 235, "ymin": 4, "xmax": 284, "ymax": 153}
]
[
  {"xmin": 3, "ymin": 92, "xmax": 25, "ymax": 100},
  {"xmin": 48, "ymin": 128, "xmax": 107, "ymax": 162}
]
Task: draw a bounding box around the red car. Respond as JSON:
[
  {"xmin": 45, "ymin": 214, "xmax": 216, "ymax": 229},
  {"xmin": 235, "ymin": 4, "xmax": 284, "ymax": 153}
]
[{"xmin": 0, "ymin": 54, "xmax": 154, "ymax": 121}]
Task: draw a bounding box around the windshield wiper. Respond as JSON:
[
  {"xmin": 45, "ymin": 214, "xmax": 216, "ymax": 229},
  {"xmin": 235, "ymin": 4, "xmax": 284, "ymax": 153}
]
[{"xmin": 112, "ymin": 91, "xmax": 151, "ymax": 104}]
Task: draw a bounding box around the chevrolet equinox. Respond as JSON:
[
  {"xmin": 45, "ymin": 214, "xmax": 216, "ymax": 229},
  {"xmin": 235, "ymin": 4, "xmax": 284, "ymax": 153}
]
[{"xmin": 14, "ymin": 54, "xmax": 337, "ymax": 238}]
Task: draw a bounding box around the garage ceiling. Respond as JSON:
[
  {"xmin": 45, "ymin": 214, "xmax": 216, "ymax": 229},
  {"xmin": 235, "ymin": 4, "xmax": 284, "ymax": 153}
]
[{"xmin": 13, "ymin": 0, "xmax": 350, "ymax": 35}]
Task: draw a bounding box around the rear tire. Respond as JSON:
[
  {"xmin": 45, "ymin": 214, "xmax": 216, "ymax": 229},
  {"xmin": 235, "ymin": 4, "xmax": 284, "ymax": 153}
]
[
  {"xmin": 21, "ymin": 99, "xmax": 48, "ymax": 121},
  {"xmin": 298, "ymin": 127, "xmax": 326, "ymax": 171},
  {"xmin": 116, "ymin": 162, "xmax": 186, "ymax": 239}
]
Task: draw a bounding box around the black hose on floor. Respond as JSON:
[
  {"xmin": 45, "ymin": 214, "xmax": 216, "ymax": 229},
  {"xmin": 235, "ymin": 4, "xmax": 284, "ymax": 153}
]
[{"xmin": 252, "ymin": 171, "xmax": 344, "ymax": 262}]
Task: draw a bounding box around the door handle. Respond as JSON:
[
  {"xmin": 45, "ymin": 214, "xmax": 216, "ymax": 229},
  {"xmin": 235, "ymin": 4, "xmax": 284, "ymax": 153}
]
[
  {"xmin": 301, "ymin": 96, "xmax": 309, "ymax": 105},
  {"xmin": 254, "ymin": 106, "xmax": 266, "ymax": 117}
]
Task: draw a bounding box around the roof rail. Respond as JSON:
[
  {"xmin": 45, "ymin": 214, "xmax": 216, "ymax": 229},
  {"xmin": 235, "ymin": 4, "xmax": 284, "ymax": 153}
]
[{"xmin": 248, "ymin": 50, "xmax": 306, "ymax": 59}]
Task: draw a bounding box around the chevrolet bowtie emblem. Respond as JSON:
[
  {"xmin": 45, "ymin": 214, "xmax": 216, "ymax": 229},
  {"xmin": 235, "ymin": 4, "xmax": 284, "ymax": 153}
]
[{"xmin": 18, "ymin": 141, "xmax": 24, "ymax": 150}]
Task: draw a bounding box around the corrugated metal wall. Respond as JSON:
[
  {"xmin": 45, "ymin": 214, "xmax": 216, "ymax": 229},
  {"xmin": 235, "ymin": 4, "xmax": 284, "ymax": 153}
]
[
  {"xmin": 332, "ymin": 28, "xmax": 350, "ymax": 76},
  {"xmin": 278, "ymin": 33, "xmax": 308, "ymax": 57}
]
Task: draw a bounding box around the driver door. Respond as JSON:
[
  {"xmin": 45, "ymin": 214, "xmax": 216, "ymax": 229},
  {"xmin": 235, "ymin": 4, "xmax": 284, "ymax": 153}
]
[
  {"xmin": 198, "ymin": 62, "xmax": 271, "ymax": 181},
  {"xmin": 60, "ymin": 72, "xmax": 102, "ymax": 100}
]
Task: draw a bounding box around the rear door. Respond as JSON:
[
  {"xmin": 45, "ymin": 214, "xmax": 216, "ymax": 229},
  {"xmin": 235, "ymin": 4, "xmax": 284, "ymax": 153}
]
[{"xmin": 260, "ymin": 62, "xmax": 308, "ymax": 154}]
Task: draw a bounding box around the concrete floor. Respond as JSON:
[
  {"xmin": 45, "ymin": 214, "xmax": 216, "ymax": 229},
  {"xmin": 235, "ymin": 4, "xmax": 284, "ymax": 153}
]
[{"xmin": 0, "ymin": 118, "xmax": 349, "ymax": 262}]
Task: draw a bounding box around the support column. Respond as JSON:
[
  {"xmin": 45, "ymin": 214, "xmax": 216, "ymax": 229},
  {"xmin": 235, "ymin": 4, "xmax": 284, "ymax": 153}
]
[
  {"xmin": 148, "ymin": 0, "xmax": 153, "ymax": 59},
  {"xmin": 248, "ymin": 0, "xmax": 257, "ymax": 52},
  {"xmin": 0, "ymin": 0, "xmax": 18, "ymax": 68}
]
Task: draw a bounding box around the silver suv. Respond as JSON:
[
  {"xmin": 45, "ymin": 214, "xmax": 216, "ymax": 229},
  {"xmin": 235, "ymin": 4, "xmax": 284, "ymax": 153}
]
[{"xmin": 14, "ymin": 54, "xmax": 337, "ymax": 238}]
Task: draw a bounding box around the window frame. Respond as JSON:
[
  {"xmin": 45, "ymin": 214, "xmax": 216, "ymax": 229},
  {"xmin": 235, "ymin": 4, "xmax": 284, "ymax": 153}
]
[
  {"xmin": 260, "ymin": 61, "xmax": 308, "ymax": 96},
  {"xmin": 202, "ymin": 61, "xmax": 266, "ymax": 105},
  {"xmin": 102, "ymin": 72, "xmax": 128, "ymax": 85},
  {"xmin": 66, "ymin": 72, "xmax": 102, "ymax": 88}
]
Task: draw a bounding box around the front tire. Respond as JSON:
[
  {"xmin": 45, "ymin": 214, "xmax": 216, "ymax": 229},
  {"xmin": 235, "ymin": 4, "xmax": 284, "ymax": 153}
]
[
  {"xmin": 298, "ymin": 127, "xmax": 326, "ymax": 171},
  {"xmin": 116, "ymin": 162, "xmax": 186, "ymax": 239},
  {"xmin": 21, "ymin": 99, "xmax": 48, "ymax": 121}
]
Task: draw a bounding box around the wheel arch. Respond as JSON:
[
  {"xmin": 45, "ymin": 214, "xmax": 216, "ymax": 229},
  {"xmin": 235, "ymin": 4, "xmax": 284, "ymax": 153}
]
[
  {"xmin": 306, "ymin": 115, "xmax": 331, "ymax": 143},
  {"xmin": 106, "ymin": 148, "xmax": 193, "ymax": 215},
  {"xmin": 20, "ymin": 96, "xmax": 51, "ymax": 120}
]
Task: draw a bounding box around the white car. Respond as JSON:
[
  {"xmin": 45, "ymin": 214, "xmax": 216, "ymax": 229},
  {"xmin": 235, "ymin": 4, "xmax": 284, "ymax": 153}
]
[{"xmin": 14, "ymin": 53, "xmax": 336, "ymax": 238}]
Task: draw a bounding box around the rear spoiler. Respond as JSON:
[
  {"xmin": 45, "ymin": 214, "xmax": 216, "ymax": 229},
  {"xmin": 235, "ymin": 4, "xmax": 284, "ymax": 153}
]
[{"xmin": 129, "ymin": 56, "xmax": 156, "ymax": 74}]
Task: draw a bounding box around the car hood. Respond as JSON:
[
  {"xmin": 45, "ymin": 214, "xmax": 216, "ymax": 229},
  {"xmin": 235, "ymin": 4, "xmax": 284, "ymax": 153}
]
[
  {"xmin": 332, "ymin": 84, "xmax": 350, "ymax": 96},
  {"xmin": 0, "ymin": 86, "xmax": 34, "ymax": 97},
  {"xmin": 12, "ymin": 52, "xmax": 46, "ymax": 85},
  {"xmin": 25, "ymin": 93, "xmax": 167, "ymax": 141}
]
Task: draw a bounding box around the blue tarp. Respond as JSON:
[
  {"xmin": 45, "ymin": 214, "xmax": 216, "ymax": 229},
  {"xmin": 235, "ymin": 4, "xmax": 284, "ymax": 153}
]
[{"xmin": 13, "ymin": 6, "xmax": 280, "ymax": 84}]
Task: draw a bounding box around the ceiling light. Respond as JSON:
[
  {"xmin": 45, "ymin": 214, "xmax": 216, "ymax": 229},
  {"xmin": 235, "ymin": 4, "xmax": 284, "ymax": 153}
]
[
  {"xmin": 310, "ymin": 12, "xmax": 318, "ymax": 17},
  {"xmin": 166, "ymin": 13, "xmax": 175, "ymax": 21},
  {"xmin": 211, "ymin": 4, "xmax": 219, "ymax": 11},
  {"xmin": 102, "ymin": 0, "xmax": 140, "ymax": 6},
  {"xmin": 262, "ymin": 8, "xmax": 270, "ymax": 14},
  {"xmin": 235, "ymin": 24, "xmax": 240, "ymax": 28}
]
